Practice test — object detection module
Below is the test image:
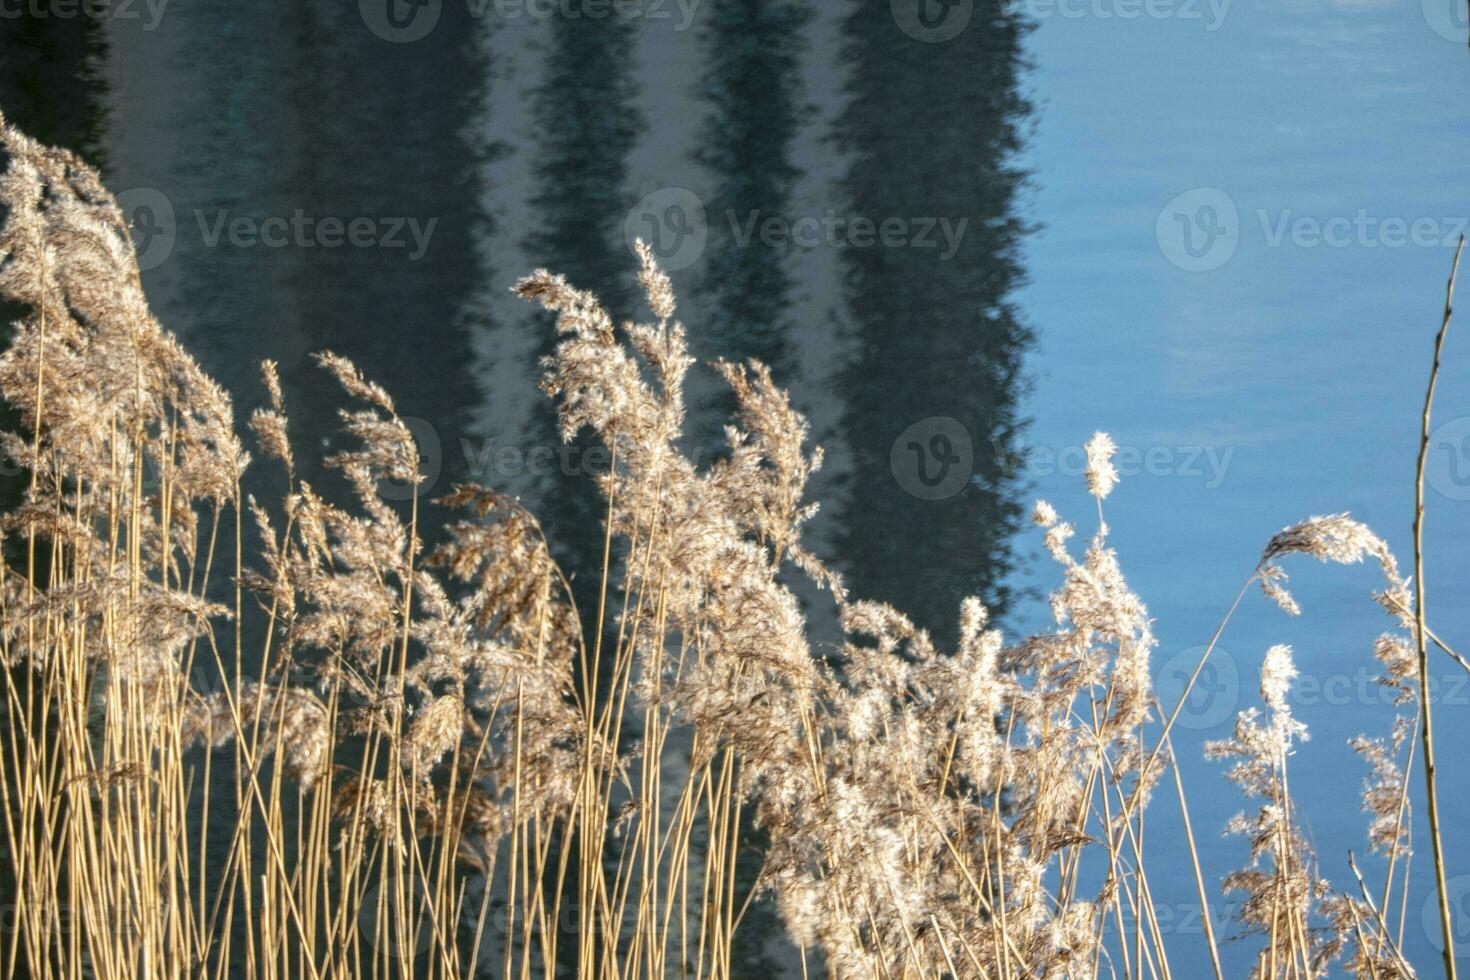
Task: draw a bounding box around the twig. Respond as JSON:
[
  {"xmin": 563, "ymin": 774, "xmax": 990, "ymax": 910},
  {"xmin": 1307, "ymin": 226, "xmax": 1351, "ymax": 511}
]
[
  {"xmin": 1413, "ymin": 235, "xmax": 1462, "ymax": 980},
  {"xmin": 1383, "ymin": 594, "xmax": 1470, "ymax": 676}
]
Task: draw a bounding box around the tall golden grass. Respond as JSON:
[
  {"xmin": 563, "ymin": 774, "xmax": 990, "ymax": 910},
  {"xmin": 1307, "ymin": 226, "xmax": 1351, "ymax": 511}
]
[{"xmin": 0, "ymin": 116, "xmax": 1461, "ymax": 980}]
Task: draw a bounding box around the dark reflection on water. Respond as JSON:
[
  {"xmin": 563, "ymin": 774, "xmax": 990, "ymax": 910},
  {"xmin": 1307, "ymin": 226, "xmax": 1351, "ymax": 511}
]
[
  {"xmin": 691, "ymin": 0, "xmax": 810, "ymax": 412},
  {"xmin": 833, "ymin": 1, "xmax": 1035, "ymax": 643},
  {"xmin": 0, "ymin": 11, "xmax": 111, "ymax": 979},
  {"xmin": 690, "ymin": 3, "xmax": 813, "ymax": 972},
  {"xmin": 0, "ymin": 0, "xmax": 108, "ymax": 154},
  {"xmin": 521, "ymin": 2, "xmax": 643, "ymax": 622},
  {"xmin": 0, "ymin": 1, "xmax": 109, "ymax": 517},
  {"xmin": 0, "ymin": 2, "xmax": 1036, "ymax": 973},
  {"xmin": 0, "ymin": 2, "xmax": 1036, "ymax": 644},
  {"xmin": 516, "ymin": 7, "xmax": 644, "ymax": 975},
  {"xmin": 144, "ymin": 1, "xmax": 491, "ymax": 503}
]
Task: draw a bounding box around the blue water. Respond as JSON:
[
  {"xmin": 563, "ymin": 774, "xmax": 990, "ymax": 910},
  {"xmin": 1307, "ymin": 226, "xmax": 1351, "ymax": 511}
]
[{"xmin": 1017, "ymin": 0, "xmax": 1470, "ymax": 972}]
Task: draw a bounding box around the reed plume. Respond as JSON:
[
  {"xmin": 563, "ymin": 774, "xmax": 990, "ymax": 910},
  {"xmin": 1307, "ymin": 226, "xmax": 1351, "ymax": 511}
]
[{"xmin": 0, "ymin": 115, "xmax": 1463, "ymax": 980}]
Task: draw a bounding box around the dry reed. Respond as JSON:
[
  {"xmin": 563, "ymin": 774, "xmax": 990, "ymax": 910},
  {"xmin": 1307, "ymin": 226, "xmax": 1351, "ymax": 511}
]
[{"xmin": 0, "ymin": 116, "xmax": 1462, "ymax": 980}]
